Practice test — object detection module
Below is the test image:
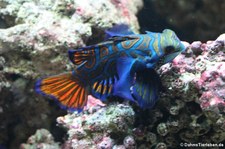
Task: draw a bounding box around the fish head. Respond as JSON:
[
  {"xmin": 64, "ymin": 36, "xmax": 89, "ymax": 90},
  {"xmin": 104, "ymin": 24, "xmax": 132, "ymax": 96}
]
[{"xmin": 159, "ymin": 29, "xmax": 186, "ymax": 64}]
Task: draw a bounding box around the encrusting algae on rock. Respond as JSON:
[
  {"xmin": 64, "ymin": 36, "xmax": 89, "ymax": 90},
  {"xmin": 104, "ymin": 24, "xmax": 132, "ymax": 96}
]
[
  {"xmin": 0, "ymin": 0, "xmax": 143, "ymax": 148},
  {"xmin": 156, "ymin": 34, "xmax": 225, "ymax": 147},
  {"xmin": 20, "ymin": 129, "xmax": 60, "ymax": 149},
  {"xmin": 57, "ymin": 102, "xmax": 135, "ymax": 149},
  {"xmin": 1, "ymin": 0, "xmax": 225, "ymax": 148}
]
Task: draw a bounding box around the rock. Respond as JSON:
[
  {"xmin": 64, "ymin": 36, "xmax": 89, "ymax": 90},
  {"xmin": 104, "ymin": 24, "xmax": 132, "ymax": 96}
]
[{"xmin": 0, "ymin": 0, "xmax": 143, "ymax": 148}]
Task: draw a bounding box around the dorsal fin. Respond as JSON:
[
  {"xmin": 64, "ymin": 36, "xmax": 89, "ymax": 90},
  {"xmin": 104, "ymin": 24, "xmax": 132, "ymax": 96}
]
[
  {"xmin": 105, "ymin": 24, "xmax": 135, "ymax": 39},
  {"xmin": 107, "ymin": 36, "xmax": 139, "ymax": 44},
  {"xmin": 68, "ymin": 35, "xmax": 137, "ymax": 66},
  {"xmin": 68, "ymin": 48, "xmax": 96, "ymax": 65}
]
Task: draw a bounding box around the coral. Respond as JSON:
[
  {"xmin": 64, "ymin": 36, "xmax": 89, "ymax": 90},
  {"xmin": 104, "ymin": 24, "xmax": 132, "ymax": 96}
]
[
  {"xmin": 164, "ymin": 33, "xmax": 225, "ymax": 116},
  {"xmin": 155, "ymin": 32, "xmax": 225, "ymax": 147},
  {"xmin": 57, "ymin": 103, "xmax": 135, "ymax": 148},
  {"xmin": 20, "ymin": 129, "xmax": 60, "ymax": 149},
  {"xmin": 0, "ymin": 0, "xmax": 142, "ymax": 52},
  {"xmin": 0, "ymin": 0, "xmax": 143, "ymax": 148}
]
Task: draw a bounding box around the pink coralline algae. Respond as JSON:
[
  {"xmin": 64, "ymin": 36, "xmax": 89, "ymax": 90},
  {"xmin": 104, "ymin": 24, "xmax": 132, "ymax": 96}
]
[
  {"xmin": 83, "ymin": 95, "xmax": 106, "ymax": 113},
  {"xmin": 162, "ymin": 34, "xmax": 225, "ymax": 113},
  {"xmin": 197, "ymin": 63, "xmax": 225, "ymax": 109},
  {"xmin": 156, "ymin": 33, "xmax": 225, "ymax": 146},
  {"xmin": 57, "ymin": 103, "xmax": 135, "ymax": 148},
  {"xmin": 110, "ymin": 0, "xmax": 141, "ymax": 22}
]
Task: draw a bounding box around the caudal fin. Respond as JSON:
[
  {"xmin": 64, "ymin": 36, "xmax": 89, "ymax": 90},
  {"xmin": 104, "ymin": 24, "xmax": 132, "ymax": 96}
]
[{"xmin": 35, "ymin": 72, "xmax": 88, "ymax": 111}]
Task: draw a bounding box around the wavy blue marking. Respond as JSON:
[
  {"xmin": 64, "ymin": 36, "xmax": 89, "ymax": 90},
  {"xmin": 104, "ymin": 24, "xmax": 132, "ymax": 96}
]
[
  {"xmin": 147, "ymin": 32, "xmax": 157, "ymax": 56},
  {"xmin": 157, "ymin": 33, "xmax": 162, "ymax": 55}
]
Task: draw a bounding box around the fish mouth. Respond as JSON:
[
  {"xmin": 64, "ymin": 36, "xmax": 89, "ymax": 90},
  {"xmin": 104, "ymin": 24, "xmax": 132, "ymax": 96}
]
[
  {"xmin": 163, "ymin": 51, "xmax": 181, "ymax": 64},
  {"xmin": 163, "ymin": 43, "xmax": 186, "ymax": 64}
]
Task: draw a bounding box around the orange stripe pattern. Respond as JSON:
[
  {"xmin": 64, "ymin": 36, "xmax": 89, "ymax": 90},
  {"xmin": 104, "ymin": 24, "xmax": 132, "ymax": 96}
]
[{"xmin": 39, "ymin": 73, "xmax": 87, "ymax": 109}]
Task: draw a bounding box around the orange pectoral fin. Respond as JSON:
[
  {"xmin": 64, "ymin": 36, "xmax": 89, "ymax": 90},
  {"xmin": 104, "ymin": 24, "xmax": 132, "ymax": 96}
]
[{"xmin": 35, "ymin": 72, "xmax": 88, "ymax": 111}]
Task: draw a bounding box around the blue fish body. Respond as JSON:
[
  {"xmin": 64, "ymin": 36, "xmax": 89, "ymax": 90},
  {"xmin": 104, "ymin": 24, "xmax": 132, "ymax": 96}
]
[{"xmin": 35, "ymin": 25, "xmax": 185, "ymax": 111}]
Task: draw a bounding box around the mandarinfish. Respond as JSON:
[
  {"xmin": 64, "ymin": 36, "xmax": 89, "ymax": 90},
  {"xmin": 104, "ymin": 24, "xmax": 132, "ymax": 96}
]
[{"xmin": 35, "ymin": 24, "xmax": 186, "ymax": 111}]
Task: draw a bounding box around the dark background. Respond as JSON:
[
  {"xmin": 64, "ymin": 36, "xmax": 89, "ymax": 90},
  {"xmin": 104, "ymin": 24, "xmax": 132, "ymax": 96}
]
[{"xmin": 138, "ymin": 0, "xmax": 225, "ymax": 42}]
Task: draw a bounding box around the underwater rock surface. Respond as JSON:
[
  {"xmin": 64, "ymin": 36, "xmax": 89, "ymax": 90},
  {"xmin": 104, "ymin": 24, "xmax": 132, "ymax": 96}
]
[
  {"xmin": 57, "ymin": 103, "xmax": 135, "ymax": 149},
  {"xmin": 30, "ymin": 34, "xmax": 225, "ymax": 149},
  {"xmin": 20, "ymin": 129, "xmax": 60, "ymax": 149},
  {"xmin": 0, "ymin": 0, "xmax": 143, "ymax": 148},
  {"xmin": 155, "ymin": 34, "xmax": 225, "ymax": 147},
  {"xmin": 1, "ymin": 0, "xmax": 225, "ymax": 148}
]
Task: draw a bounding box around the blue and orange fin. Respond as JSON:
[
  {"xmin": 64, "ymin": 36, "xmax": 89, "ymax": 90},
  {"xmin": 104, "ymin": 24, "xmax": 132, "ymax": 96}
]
[
  {"xmin": 113, "ymin": 57, "xmax": 136, "ymax": 101},
  {"xmin": 91, "ymin": 76, "xmax": 117, "ymax": 101},
  {"xmin": 68, "ymin": 48, "xmax": 96, "ymax": 66},
  {"xmin": 105, "ymin": 24, "xmax": 135, "ymax": 39},
  {"xmin": 132, "ymin": 69, "xmax": 161, "ymax": 108},
  {"xmin": 35, "ymin": 72, "xmax": 88, "ymax": 111}
]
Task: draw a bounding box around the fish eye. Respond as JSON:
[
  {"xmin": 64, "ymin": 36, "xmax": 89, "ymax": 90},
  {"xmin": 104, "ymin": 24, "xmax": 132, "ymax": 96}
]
[{"xmin": 164, "ymin": 46, "xmax": 175, "ymax": 55}]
